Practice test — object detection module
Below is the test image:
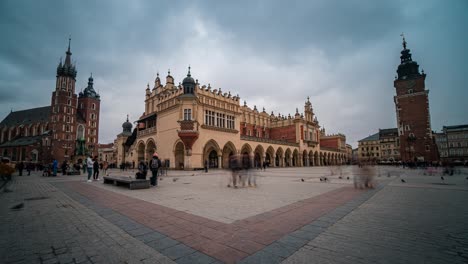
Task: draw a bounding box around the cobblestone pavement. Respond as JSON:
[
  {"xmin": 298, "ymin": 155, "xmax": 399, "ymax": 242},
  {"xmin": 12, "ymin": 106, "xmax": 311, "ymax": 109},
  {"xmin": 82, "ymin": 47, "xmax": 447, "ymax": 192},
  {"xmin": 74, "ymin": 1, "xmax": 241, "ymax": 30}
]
[
  {"xmin": 1, "ymin": 167, "xmax": 467, "ymax": 263},
  {"xmin": 282, "ymin": 170, "xmax": 468, "ymax": 264},
  {"xmin": 0, "ymin": 175, "xmax": 175, "ymax": 264}
]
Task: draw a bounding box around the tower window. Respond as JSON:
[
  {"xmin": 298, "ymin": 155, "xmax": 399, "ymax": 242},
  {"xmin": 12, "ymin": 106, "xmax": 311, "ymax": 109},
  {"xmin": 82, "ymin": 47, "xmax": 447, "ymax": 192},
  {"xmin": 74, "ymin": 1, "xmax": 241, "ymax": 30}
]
[
  {"xmin": 92, "ymin": 103, "xmax": 96, "ymax": 110},
  {"xmin": 67, "ymin": 99, "xmax": 71, "ymax": 106},
  {"xmin": 405, "ymin": 125, "xmax": 410, "ymax": 131},
  {"xmin": 407, "ymin": 89, "xmax": 413, "ymax": 94}
]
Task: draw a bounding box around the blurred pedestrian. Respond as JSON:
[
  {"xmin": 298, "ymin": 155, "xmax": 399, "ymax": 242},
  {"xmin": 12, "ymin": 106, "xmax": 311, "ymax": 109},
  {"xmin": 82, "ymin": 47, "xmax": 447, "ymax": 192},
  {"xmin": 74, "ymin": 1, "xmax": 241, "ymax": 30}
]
[
  {"xmin": 228, "ymin": 154, "xmax": 241, "ymax": 188},
  {"xmin": 93, "ymin": 157, "xmax": 99, "ymax": 180},
  {"xmin": 86, "ymin": 155, "xmax": 93, "ymax": 182},
  {"xmin": 149, "ymin": 153, "xmax": 161, "ymax": 187},
  {"xmin": 52, "ymin": 159, "xmax": 58, "ymax": 177}
]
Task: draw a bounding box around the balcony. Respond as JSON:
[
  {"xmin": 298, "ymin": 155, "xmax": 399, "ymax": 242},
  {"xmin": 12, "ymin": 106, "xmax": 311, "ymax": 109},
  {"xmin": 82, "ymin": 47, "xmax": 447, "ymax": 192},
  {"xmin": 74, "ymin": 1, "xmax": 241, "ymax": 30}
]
[{"xmin": 137, "ymin": 126, "xmax": 156, "ymax": 138}]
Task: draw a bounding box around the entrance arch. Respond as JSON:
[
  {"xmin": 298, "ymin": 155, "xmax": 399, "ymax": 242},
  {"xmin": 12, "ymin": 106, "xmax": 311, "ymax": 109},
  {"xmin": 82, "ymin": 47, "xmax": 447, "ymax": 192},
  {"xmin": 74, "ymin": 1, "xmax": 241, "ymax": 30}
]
[
  {"xmin": 222, "ymin": 141, "xmax": 236, "ymax": 168},
  {"xmin": 254, "ymin": 145, "xmax": 264, "ymax": 168},
  {"xmin": 174, "ymin": 141, "xmax": 185, "ymax": 169},
  {"xmin": 292, "ymin": 149, "xmax": 299, "ymax": 166},
  {"xmin": 266, "ymin": 146, "xmax": 275, "ymax": 167},
  {"xmin": 276, "ymin": 147, "xmax": 284, "ymax": 167},
  {"xmin": 203, "ymin": 139, "xmax": 221, "ymax": 168},
  {"xmin": 146, "ymin": 139, "xmax": 156, "ymax": 161},
  {"xmin": 137, "ymin": 141, "xmax": 145, "ymax": 162}
]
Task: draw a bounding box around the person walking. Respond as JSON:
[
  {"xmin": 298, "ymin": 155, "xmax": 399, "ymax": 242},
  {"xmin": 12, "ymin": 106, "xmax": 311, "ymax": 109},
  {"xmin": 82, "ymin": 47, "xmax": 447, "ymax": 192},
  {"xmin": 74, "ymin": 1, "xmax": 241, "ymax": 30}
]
[
  {"xmin": 52, "ymin": 159, "xmax": 58, "ymax": 177},
  {"xmin": 204, "ymin": 160, "xmax": 208, "ymax": 173},
  {"xmin": 103, "ymin": 160, "xmax": 108, "ymax": 176},
  {"xmin": 86, "ymin": 155, "xmax": 93, "ymax": 182},
  {"xmin": 93, "ymin": 157, "xmax": 99, "ymax": 181},
  {"xmin": 149, "ymin": 153, "xmax": 161, "ymax": 187},
  {"xmin": 61, "ymin": 160, "xmax": 68, "ymax": 176},
  {"xmin": 17, "ymin": 161, "xmax": 24, "ymax": 176}
]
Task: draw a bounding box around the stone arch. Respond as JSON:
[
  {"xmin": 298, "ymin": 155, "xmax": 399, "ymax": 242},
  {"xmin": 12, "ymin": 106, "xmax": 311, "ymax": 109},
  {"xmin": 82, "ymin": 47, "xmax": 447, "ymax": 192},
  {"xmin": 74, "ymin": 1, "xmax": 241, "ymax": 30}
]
[
  {"xmin": 276, "ymin": 147, "xmax": 284, "ymax": 167},
  {"xmin": 307, "ymin": 150, "xmax": 313, "ymax": 166},
  {"xmin": 292, "ymin": 149, "xmax": 299, "ymax": 166},
  {"xmin": 137, "ymin": 141, "xmax": 145, "ymax": 162},
  {"xmin": 240, "ymin": 143, "xmax": 253, "ymax": 155},
  {"xmin": 303, "ymin": 150, "xmax": 308, "ymax": 166},
  {"xmin": 319, "ymin": 152, "xmax": 324, "ymax": 166},
  {"xmin": 266, "ymin": 146, "xmax": 275, "ymax": 167},
  {"xmin": 284, "ymin": 148, "xmax": 292, "ymax": 167},
  {"xmin": 146, "ymin": 139, "xmax": 156, "ymax": 161},
  {"xmin": 174, "ymin": 141, "xmax": 185, "ymax": 169},
  {"xmin": 253, "ymin": 145, "xmax": 264, "ymax": 168},
  {"xmin": 203, "ymin": 139, "xmax": 221, "ymax": 168},
  {"xmin": 222, "ymin": 141, "xmax": 237, "ymax": 169}
]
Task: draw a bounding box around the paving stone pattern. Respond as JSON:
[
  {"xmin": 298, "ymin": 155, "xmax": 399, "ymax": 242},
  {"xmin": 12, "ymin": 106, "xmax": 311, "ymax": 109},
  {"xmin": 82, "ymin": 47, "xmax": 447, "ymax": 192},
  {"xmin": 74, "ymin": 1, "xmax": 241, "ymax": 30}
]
[{"xmin": 0, "ymin": 176, "xmax": 175, "ymax": 264}]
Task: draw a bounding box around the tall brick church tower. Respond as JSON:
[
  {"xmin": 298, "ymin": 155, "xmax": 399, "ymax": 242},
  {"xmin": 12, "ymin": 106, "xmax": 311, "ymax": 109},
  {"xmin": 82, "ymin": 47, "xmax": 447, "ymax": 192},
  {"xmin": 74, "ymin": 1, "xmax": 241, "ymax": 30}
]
[
  {"xmin": 50, "ymin": 38, "xmax": 79, "ymax": 161},
  {"xmin": 49, "ymin": 39, "xmax": 100, "ymax": 163},
  {"xmin": 393, "ymin": 36, "xmax": 437, "ymax": 163}
]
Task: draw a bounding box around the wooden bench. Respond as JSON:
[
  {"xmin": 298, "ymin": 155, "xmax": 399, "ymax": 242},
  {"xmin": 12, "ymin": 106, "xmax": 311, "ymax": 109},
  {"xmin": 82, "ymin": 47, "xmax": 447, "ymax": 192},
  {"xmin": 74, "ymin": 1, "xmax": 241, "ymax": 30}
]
[{"xmin": 103, "ymin": 176, "xmax": 150, "ymax": 190}]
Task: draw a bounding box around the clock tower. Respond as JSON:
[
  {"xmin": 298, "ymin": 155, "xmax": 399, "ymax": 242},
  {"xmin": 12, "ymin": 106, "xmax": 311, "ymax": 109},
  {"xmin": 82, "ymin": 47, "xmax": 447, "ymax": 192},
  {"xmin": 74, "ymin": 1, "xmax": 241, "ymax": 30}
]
[{"xmin": 393, "ymin": 35, "xmax": 437, "ymax": 163}]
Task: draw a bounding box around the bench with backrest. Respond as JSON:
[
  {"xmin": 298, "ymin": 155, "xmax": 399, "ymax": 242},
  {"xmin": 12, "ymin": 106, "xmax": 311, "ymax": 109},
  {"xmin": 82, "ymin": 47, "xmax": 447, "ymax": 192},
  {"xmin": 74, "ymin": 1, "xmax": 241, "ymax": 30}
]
[{"xmin": 103, "ymin": 176, "xmax": 150, "ymax": 190}]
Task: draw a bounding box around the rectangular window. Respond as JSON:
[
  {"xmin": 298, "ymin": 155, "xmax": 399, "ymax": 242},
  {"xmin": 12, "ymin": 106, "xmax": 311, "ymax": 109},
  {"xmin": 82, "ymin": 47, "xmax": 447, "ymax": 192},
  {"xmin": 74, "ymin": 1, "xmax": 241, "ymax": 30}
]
[{"xmin": 184, "ymin": 109, "xmax": 192, "ymax": 121}]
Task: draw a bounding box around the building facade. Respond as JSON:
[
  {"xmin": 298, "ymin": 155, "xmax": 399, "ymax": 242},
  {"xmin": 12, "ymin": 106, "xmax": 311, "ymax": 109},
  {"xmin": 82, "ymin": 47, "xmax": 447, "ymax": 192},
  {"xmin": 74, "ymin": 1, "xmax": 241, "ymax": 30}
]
[
  {"xmin": 0, "ymin": 39, "xmax": 100, "ymax": 164},
  {"xmin": 116, "ymin": 68, "xmax": 348, "ymax": 169},
  {"xmin": 358, "ymin": 128, "xmax": 401, "ymax": 163},
  {"xmin": 393, "ymin": 36, "xmax": 438, "ymax": 162},
  {"xmin": 435, "ymin": 125, "xmax": 468, "ymax": 164}
]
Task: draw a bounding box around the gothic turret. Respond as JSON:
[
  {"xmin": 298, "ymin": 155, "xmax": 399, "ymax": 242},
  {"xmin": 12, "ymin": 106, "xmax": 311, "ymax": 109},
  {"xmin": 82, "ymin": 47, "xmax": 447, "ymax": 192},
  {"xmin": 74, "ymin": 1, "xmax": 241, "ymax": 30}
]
[
  {"xmin": 122, "ymin": 115, "xmax": 133, "ymax": 136},
  {"xmin": 56, "ymin": 38, "xmax": 77, "ymax": 79},
  {"xmin": 182, "ymin": 66, "xmax": 196, "ymax": 95},
  {"xmin": 79, "ymin": 74, "xmax": 100, "ymax": 100},
  {"xmin": 396, "ymin": 35, "xmax": 421, "ymax": 80}
]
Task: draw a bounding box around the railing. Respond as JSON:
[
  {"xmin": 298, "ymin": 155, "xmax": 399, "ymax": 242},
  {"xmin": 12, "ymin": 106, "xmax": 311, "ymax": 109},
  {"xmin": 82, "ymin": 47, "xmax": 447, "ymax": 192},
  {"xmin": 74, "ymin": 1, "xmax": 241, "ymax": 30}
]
[
  {"xmin": 240, "ymin": 135, "xmax": 299, "ymax": 147},
  {"xmin": 137, "ymin": 126, "xmax": 157, "ymax": 137}
]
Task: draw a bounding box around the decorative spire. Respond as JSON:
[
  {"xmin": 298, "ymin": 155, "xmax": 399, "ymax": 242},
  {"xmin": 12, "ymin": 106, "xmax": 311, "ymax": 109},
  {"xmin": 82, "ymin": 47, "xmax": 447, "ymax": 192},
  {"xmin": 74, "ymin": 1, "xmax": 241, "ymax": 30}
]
[
  {"xmin": 244, "ymin": 100, "xmax": 247, "ymax": 107},
  {"xmin": 263, "ymin": 107, "xmax": 265, "ymax": 112},
  {"xmin": 64, "ymin": 36, "xmax": 72, "ymax": 66},
  {"xmin": 126, "ymin": 114, "xmax": 129, "ymax": 122},
  {"xmin": 146, "ymin": 83, "xmax": 150, "ymax": 90},
  {"xmin": 296, "ymin": 108, "xmax": 299, "ymax": 114},
  {"xmin": 187, "ymin": 65, "xmax": 191, "ymax": 77},
  {"xmin": 157, "ymin": 72, "xmax": 159, "ymax": 78},
  {"xmin": 401, "ymin": 33, "xmax": 406, "ymax": 50},
  {"xmin": 168, "ymin": 69, "xmax": 171, "ymax": 76}
]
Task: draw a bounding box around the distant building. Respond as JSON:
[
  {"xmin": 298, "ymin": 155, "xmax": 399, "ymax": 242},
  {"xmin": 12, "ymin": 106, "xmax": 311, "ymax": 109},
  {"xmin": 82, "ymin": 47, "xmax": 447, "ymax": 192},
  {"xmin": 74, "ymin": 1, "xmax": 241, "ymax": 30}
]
[
  {"xmin": 358, "ymin": 128, "xmax": 401, "ymax": 163},
  {"xmin": 393, "ymin": 36, "xmax": 437, "ymax": 162},
  {"xmin": 379, "ymin": 128, "xmax": 400, "ymax": 162},
  {"xmin": 97, "ymin": 143, "xmax": 115, "ymax": 165},
  {"xmin": 115, "ymin": 68, "xmax": 349, "ymax": 169},
  {"xmin": 358, "ymin": 132, "xmax": 380, "ymax": 162},
  {"xmin": 435, "ymin": 125, "xmax": 468, "ymax": 163},
  {"xmin": 0, "ymin": 39, "xmax": 100, "ymax": 164}
]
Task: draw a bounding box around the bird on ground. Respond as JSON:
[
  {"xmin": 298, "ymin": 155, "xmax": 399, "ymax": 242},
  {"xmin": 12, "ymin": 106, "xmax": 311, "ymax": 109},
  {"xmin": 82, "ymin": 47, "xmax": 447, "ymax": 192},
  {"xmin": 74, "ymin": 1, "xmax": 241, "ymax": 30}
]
[
  {"xmin": 173, "ymin": 178, "xmax": 179, "ymax": 182},
  {"xmin": 466, "ymin": 176, "xmax": 468, "ymax": 180},
  {"xmin": 301, "ymin": 178, "xmax": 305, "ymax": 182},
  {"xmin": 319, "ymin": 178, "xmax": 323, "ymax": 182},
  {"xmin": 338, "ymin": 176, "xmax": 342, "ymax": 179},
  {"xmin": 441, "ymin": 176, "xmax": 445, "ymax": 181},
  {"xmin": 401, "ymin": 179, "xmax": 406, "ymax": 183},
  {"xmin": 11, "ymin": 203, "xmax": 24, "ymax": 210},
  {"xmin": 346, "ymin": 177, "xmax": 350, "ymax": 180}
]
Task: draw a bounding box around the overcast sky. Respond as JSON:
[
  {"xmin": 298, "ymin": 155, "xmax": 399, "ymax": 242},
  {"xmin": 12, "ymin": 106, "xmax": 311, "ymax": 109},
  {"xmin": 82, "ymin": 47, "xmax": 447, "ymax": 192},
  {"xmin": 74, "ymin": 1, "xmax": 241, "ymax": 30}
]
[{"xmin": 1, "ymin": 0, "xmax": 467, "ymax": 148}]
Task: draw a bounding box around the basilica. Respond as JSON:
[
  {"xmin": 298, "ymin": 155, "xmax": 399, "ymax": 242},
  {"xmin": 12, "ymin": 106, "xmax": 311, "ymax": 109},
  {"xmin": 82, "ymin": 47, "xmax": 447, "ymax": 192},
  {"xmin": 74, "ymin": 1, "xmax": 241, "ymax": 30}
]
[
  {"xmin": 115, "ymin": 68, "xmax": 350, "ymax": 169},
  {"xmin": 0, "ymin": 40, "xmax": 101, "ymax": 165}
]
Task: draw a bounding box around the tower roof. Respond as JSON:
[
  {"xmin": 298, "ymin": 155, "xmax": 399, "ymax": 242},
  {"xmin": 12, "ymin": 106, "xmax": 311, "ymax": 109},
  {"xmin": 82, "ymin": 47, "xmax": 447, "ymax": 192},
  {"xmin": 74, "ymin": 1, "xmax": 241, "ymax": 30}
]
[
  {"xmin": 396, "ymin": 34, "xmax": 421, "ymax": 80},
  {"xmin": 56, "ymin": 37, "xmax": 77, "ymax": 79},
  {"xmin": 79, "ymin": 74, "xmax": 100, "ymax": 100}
]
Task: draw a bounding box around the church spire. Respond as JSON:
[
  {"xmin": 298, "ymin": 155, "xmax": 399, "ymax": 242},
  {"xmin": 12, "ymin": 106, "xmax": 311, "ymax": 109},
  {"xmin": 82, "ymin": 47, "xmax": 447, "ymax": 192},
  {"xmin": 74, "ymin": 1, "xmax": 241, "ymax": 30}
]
[{"xmin": 64, "ymin": 36, "xmax": 72, "ymax": 66}]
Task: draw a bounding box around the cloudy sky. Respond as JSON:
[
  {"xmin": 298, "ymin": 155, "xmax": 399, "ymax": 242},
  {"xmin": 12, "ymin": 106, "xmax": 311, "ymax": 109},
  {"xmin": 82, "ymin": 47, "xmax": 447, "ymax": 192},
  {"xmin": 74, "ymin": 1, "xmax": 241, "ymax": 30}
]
[{"xmin": 1, "ymin": 0, "xmax": 467, "ymax": 147}]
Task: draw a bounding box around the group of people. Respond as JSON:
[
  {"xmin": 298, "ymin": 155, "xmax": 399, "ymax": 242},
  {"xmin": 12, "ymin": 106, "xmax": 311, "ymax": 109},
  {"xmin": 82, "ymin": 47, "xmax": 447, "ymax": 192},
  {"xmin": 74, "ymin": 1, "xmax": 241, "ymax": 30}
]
[
  {"xmin": 85, "ymin": 155, "xmax": 108, "ymax": 182},
  {"xmin": 228, "ymin": 153, "xmax": 257, "ymax": 188},
  {"xmin": 134, "ymin": 153, "xmax": 162, "ymax": 187}
]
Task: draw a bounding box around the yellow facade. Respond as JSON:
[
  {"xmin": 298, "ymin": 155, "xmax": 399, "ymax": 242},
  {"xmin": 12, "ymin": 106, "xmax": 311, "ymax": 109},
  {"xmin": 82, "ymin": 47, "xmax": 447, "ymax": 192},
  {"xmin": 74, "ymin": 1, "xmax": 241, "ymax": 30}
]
[{"xmin": 116, "ymin": 69, "xmax": 348, "ymax": 169}]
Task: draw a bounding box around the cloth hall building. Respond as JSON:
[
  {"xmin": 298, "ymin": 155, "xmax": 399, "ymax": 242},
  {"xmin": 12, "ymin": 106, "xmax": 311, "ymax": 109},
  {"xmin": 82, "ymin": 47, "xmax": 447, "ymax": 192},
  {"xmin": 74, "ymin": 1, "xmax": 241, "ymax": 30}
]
[{"xmin": 115, "ymin": 68, "xmax": 349, "ymax": 169}]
